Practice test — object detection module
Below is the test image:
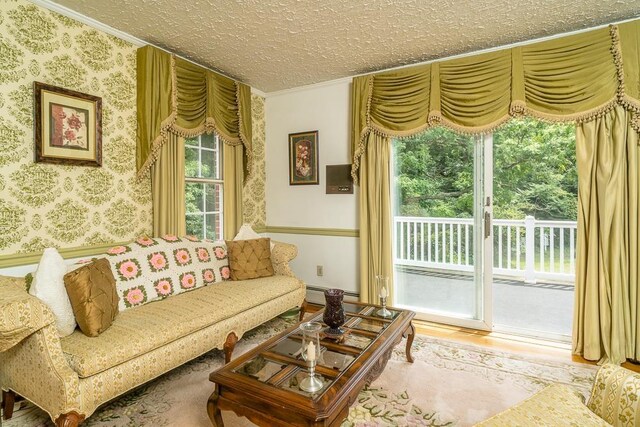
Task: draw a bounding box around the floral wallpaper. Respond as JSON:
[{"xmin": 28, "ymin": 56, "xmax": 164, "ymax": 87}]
[
  {"xmin": 243, "ymin": 94, "xmax": 266, "ymax": 230},
  {"xmin": 0, "ymin": 0, "xmax": 267, "ymax": 257},
  {"xmin": 0, "ymin": 0, "xmax": 151, "ymax": 255}
]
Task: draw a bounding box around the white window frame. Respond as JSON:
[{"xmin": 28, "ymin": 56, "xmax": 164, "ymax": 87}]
[{"xmin": 185, "ymin": 134, "xmax": 224, "ymax": 240}]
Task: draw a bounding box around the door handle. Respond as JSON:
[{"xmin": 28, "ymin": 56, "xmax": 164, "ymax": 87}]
[{"xmin": 484, "ymin": 211, "xmax": 491, "ymax": 239}]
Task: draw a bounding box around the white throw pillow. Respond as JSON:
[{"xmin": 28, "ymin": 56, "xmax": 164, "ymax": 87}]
[
  {"xmin": 234, "ymin": 223, "xmax": 275, "ymax": 249},
  {"xmin": 29, "ymin": 248, "xmax": 77, "ymax": 337}
]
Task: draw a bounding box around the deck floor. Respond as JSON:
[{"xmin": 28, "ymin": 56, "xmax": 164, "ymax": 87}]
[{"xmin": 395, "ymin": 266, "xmax": 574, "ymax": 337}]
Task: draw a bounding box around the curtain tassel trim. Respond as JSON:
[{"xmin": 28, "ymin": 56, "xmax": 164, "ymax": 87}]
[
  {"xmin": 610, "ymin": 24, "xmax": 640, "ymax": 137},
  {"xmin": 350, "ymin": 76, "xmax": 375, "ymax": 184},
  {"xmin": 236, "ymin": 82, "xmax": 254, "ymax": 182},
  {"xmin": 137, "ymin": 57, "xmax": 255, "ymax": 181},
  {"xmin": 351, "ymin": 22, "xmax": 640, "ymax": 178},
  {"xmin": 136, "ymin": 55, "xmax": 179, "ymax": 183}
]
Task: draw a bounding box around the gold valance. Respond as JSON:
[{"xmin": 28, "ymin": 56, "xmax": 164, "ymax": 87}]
[
  {"xmin": 351, "ymin": 20, "xmax": 640, "ymax": 180},
  {"xmin": 136, "ymin": 46, "xmax": 252, "ymax": 180}
]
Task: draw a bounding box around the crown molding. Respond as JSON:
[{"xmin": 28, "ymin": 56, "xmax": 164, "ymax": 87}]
[
  {"xmin": 251, "ymin": 87, "xmax": 267, "ymax": 98},
  {"xmin": 262, "ymin": 16, "xmax": 640, "ymax": 98},
  {"xmin": 31, "ymin": 1, "xmax": 640, "ymax": 99},
  {"xmin": 265, "ymin": 76, "xmax": 352, "ymax": 98},
  {"xmin": 29, "ymin": 0, "xmax": 269, "ymax": 94},
  {"xmin": 29, "ymin": 0, "xmax": 147, "ymax": 46},
  {"xmin": 350, "ymin": 16, "xmax": 640, "ymax": 81}
]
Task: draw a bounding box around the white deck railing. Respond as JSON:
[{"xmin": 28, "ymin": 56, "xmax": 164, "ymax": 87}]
[{"xmin": 394, "ymin": 215, "xmax": 577, "ymax": 284}]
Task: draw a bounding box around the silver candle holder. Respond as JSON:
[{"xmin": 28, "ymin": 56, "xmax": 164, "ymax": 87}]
[
  {"xmin": 376, "ymin": 275, "xmax": 393, "ymax": 318},
  {"xmin": 299, "ymin": 358, "xmax": 324, "ymax": 393},
  {"xmin": 377, "ymin": 295, "xmax": 393, "ymax": 318}
]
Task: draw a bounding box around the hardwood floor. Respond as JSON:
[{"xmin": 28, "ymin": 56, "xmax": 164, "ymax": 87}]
[
  {"xmin": 305, "ymin": 303, "xmax": 640, "ymax": 373},
  {"xmin": 410, "ymin": 320, "xmax": 640, "ymax": 373}
]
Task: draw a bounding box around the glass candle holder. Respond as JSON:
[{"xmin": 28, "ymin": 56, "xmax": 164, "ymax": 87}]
[
  {"xmin": 299, "ymin": 321, "xmax": 323, "ymax": 362},
  {"xmin": 376, "ymin": 275, "xmax": 392, "ymax": 318}
]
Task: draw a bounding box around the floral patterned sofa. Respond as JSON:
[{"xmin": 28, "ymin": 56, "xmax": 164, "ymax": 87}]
[
  {"xmin": 0, "ymin": 237, "xmax": 306, "ymax": 426},
  {"xmin": 476, "ymin": 363, "xmax": 640, "ymax": 426}
]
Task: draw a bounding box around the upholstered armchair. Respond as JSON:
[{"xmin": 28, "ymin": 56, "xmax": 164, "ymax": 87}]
[{"xmin": 477, "ymin": 363, "xmax": 640, "ymax": 426}]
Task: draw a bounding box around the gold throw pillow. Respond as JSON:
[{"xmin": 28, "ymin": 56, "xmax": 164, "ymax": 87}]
[
  {"xmin": 225, "ymin": 238, "xmax": 275, "ymax": 281},
  {"xmin": 64, "ymin": 258, "xmax": 119, "ymax": 337}
]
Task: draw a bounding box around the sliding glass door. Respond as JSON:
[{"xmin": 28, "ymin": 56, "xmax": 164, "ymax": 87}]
[
  {"xmin": 392, "ymin": 129, "xmax": 492, "ymax": 330},
  {"xmin": 490, "ymin": 120, "xmax": 576, "ymax": 339},
  {"xmin": 392, "ymin": 119, "xmax": 576, "ymax": 339}
]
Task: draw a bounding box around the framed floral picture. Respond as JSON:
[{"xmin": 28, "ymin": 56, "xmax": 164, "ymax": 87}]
[
  {"xmin": 288, "ymin": 130, "xmax": 319, "ymax": 185},
  {"xmin": 34, "ymin": 82, "xmax": 102, "ymax": 166}
]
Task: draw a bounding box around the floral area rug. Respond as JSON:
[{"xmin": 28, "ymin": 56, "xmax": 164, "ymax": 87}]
[{"xmin": 4, "ymin": 317, "xmax": 597, "ymax": 427}]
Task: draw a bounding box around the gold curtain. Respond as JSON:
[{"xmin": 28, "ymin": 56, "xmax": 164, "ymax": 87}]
[
  {"xmin": 351, "ymin": 20, "xmax": 640, "ymax": 360},
  {"xmin": 351, "ymin": 21, "xmax": 640, "ymax": 180},
  {"xmin": 136, "ymin": 46, "xmax": 253, "ymax": 180},
  {"xmin": 359, "ymin": 133, "xmax": 394, "ymax": 304},
  {"xmin": 151, "ymin": 132, "xmax": 186, "ymax": 236},
  {"xmin": 136, "ymin": 46, "xmax": 172, "ymax": 172},
  {"xmin": 573, "ymin": 106, "xmax": 639, "ymax": 364},
  {"xmin": 619, "ymin": 20, "xmax": 640, "ymax": 131},
  {"xmin": 138, "ymin": 46, "xmax": 252, "ymax": 239},
  {"xmin": 151, "ymin": 134, "xmax": 243, "ymax": 240},
  {"xmin": 223, "ymin": 143, "xmax": 244, "ymax": 240}
]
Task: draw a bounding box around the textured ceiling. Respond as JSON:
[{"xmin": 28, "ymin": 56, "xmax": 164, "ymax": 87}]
[{"xmin": 51, "ymin": 0, "xmax": 640, "ymax": 92}]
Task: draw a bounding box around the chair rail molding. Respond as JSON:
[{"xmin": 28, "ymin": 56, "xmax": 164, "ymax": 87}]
[
  {"xmin": 266, "ymin": 226, "xmax": 359, "ymax": 238},
  {"xmin": 0, "ymin": 242, "xmax": 129, "ymax": 268}
]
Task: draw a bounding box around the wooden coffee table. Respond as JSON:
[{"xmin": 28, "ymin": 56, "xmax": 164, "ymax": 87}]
[{"xmin": 207, "ymin": 301, "xmax": 415, "ymax": 426}]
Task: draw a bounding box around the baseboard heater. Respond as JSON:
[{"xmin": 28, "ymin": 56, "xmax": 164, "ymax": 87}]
[{"xmin": 306, "ymin": 285, "xmax": 359, "ymax": 298}]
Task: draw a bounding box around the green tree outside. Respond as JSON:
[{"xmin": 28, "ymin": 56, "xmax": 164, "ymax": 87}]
[
  {"xmin": 393, "ymin": 118, "xmax": 577, "ymax": 221},
  {"xmin": 185, "ymin": 135, "xmax": 222, "ymax": 239}
]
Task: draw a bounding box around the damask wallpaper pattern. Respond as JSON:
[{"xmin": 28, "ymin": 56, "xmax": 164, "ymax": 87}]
[
  {"xmin": 0, "ymin": 0, "xmax": 152, "ymax": 254},
  {"xmin": 244, "ymin": 94, "xmax": 266, "ymax": 230},
  {"xmin": 0, "ymin": 0, "xmax": 152, "ymax": 256},
  {"xmin": 0, "ymin": 0, "xmax": 267, "ymax": 258}
]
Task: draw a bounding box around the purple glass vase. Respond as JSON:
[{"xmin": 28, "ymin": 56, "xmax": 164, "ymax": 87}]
[{"xmin": 323, "ymin": 289, "xmax": 346, "ymax": 335}]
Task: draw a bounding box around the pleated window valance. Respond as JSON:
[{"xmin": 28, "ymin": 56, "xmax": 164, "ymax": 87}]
[
  {"xmin": 136, "ymin": 45, "xmax": 252, "ymax": 180},
  {"xmin": 351, "ymin": 20, "xmax": 640, "ymax": 179}
]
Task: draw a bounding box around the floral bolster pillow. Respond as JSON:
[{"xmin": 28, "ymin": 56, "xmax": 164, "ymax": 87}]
[{"xmin": 106, "ymin": 235, "xmax": 230, "ymax": 311}]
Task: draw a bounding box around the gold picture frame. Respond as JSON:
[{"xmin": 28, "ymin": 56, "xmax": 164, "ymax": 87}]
[
  {"xmin": 34, "ymin": 82, "xmax": 102, "ymax": 167},
  {"xmin": 288, "ymin": 130, "xmax": 319, "ymax": 185}
]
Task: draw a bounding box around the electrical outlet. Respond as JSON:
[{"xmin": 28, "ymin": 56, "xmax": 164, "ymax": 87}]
[{"xmin": 316, "ymin": 265, "xmax": 323, "ymax": 276}]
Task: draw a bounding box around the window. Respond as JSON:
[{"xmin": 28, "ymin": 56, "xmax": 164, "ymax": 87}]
[
  {"xmin": 185, "ymin": 133, "xmax": 223, "ymax": 240},
  {"xmin": 393, "ymin": 119, "xmax": 577, "ymax": 339}
]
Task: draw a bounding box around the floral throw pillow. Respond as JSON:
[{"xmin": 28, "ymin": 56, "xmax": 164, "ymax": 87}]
[{"xmin": 105, "ymin": 235, "xmax": 230, "ymax": 311}]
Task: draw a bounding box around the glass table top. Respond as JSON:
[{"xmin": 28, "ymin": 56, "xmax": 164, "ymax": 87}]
[
  {"xmin": 349, "ymin": 317, "xmax": 387, "ymax": 333},
  {"xmin": 342, "ymin": 302, "xmax": 367, "ymax": 314},
  {"xmin": 234, "ymin": 355, "xmax": 287, "ymax": 383},
  {"xmin": 228, "ymin": 303, "xmax": 408, "ymax": 400},
  {"xmin": 270, "ymin": 337, "xmax": 304, "ymax": 359}
]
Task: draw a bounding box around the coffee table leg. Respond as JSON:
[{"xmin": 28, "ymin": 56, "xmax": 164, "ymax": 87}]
[
  {"xmin": 299, "ymin": 299, "xmax": 308, "ymax": 321},
  {"xmin": 405, "ymin": 322, "xmax": 416, "ymax": 363},
  {"xmin": 207, "ymin": 385, "xmax": 224, "ymax": 427}
]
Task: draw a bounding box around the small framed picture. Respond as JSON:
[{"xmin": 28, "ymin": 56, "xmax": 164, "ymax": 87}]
[
  {"xmin": 34, "ymin": 82, "xmax": 102, "ymax": 166},
  {"xmin": 288, "ymin": 130, "xmax": 319, "ymax": 185}
]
